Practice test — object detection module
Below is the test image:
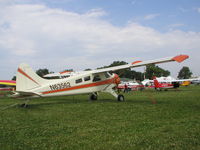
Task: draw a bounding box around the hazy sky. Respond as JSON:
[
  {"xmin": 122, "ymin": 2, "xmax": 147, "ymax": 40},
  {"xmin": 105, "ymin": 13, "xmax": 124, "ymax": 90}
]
[{"xmin": 0, "ymin": 0, "xmax": 200, "ymax": 79}]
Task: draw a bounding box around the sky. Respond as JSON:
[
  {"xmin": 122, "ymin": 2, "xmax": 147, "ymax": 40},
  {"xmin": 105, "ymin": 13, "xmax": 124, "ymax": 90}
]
[{"xmin": 0, "ymin": 0, "xmax": 200, "ymax": 79}]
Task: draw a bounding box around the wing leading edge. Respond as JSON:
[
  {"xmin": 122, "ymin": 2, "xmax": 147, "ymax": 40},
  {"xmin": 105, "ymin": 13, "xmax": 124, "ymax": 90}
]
[{"xmin": 92, "ymin": 54, "xmax": 189, "ymax": 74}]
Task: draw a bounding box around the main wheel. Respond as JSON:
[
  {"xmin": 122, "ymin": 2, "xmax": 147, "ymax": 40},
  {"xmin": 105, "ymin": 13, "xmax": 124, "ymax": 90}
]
[
  {"xmin": 20, "ymin": 103, "xmax": 28, "ymax": 108},
  {"xmin": 117, "ymin": 94, "xmax": 125, "ymax": 102},
  {"xmin": 90, "ymin": 94, "xmax": 98, "ymax": 101}
]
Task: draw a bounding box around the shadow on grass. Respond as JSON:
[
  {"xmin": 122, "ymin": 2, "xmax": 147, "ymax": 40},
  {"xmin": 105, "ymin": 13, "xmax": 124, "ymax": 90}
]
[
  {"xmin": 2, "ymin": 92, "xmax": 173, "ymax": 110},
  {"xmin": 20, "ymin": 97, "xmax": 169, "ymax": 109}
]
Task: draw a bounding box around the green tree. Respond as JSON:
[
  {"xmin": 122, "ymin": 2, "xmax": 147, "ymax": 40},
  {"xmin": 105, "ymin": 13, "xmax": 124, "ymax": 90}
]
[
  {"xmin": 84, "ymin": 68, "xmax": 92, "ymax": 71},
  {"xmin": 36, "ymin": 68, "xmax": 51, "ymax": 78},
  {"xmin": 177, "ymin": 66, "xmax": 192, "ymax": 79},
  {"xmin": 131, "ymin": 70, "xmax": 144, "ymax": 81},
  {"xmin": 145, "ymin": 64, "xmax": 170, "ymax": 79},
  {"xmin": 12, "ymin": 76, "xmax": 16, "ymax": 81},
  {"xmin": 98, "ymin": 61, "xmax": 144, "ymax": 81}
]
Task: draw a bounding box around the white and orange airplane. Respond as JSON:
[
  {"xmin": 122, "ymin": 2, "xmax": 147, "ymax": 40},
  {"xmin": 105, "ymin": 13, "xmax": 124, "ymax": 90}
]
[{"xmin": 13, "ymin": 54, "xmax": 189, "ymax": 107}]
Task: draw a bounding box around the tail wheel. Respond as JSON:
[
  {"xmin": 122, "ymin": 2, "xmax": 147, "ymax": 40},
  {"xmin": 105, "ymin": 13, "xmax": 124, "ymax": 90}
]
[
  {"xmin": 117, "ymin": 94, "xmax": 125, "ymax": 102},
  {"xmin": 90, "ymin": 94, "xmax": 98, "ymax": 101}
]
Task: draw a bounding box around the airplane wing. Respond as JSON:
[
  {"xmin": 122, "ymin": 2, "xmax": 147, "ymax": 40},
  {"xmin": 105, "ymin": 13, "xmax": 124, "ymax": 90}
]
[
  {"xmin": 170, "ymin": 78, "xmax": 200, "ymax": 82},
  {"xmin": 92, "ymin": 54, "xmax": 189, "ymax": 74}
]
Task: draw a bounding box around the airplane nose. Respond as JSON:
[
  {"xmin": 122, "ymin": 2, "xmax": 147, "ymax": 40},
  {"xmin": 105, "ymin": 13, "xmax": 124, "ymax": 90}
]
[{"xmin": 114, "ymin": 74, "xmax": 121, "ymax": 85}]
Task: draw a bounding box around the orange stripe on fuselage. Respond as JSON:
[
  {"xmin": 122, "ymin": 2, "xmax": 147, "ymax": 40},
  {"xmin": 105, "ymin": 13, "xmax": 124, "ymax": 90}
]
[
  {"xmin": 18, "ymin": 68, "xmax": 39, "ymax": 85},
  {"xmin": 42, "ymin": 77, "xmax": 115, "ymax": 95}
]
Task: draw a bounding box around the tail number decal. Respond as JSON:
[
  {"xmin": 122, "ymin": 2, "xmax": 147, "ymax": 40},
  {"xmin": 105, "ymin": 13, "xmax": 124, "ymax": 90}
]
[{"xmin": 49, "ymin": 82, "xmax": 71, "ymax": 91}]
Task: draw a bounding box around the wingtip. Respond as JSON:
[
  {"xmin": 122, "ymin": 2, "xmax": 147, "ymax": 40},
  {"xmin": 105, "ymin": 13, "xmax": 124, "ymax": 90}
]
[{"xmin": 172, "ymin": 55, "xmax": 189, "ymax": 63}]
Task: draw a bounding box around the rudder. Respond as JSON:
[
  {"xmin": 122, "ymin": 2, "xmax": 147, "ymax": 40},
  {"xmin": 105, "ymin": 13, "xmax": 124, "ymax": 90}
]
[{"xmin": 16, "ymin": 63, "xmax": 48, "ymax": 91}]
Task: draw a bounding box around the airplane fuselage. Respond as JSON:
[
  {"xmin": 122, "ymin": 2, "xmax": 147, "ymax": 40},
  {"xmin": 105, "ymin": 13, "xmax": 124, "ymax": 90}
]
[{"xmin": 16, "ymin": 71, "xmax": 119, "ymax": 98}]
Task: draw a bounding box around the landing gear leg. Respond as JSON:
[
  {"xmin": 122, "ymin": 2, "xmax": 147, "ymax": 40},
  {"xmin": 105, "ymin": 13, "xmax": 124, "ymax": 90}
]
[
  {"xmin": 20, "ymin": 99, "xmax": 30, "ymax": 108},
  {"xmin": 106, "ymin": 88, "xmax": 125, "ymax": 102}
]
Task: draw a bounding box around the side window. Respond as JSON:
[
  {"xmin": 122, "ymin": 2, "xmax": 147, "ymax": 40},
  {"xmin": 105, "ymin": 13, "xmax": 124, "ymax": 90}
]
[
  {"xmin": 75, "ymin": 78, "xmax": 82, "ymax": 84},
  {"xmin": 93, "ymin": 75, "xmax": 101, "ymax": 82},
  {"xmin": 84, "ymin": 76, "xmax": 91, "ymax": 81}
]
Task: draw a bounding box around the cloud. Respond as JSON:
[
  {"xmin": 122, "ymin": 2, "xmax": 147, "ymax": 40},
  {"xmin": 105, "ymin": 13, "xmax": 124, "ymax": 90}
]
[
  {"xmin": 0, "ymin": 3, "xmax": 199, "ymax": 79},
  {"xmin": 197, "ymin": 8, "xmax": 200, "ymax": 13},
  {"xmin": 84, "ymin": 8, "xmax": 107, "ymax": 18},
  {"xmin": 144, "ymin": 13, "xmax": 160, "ymax": 20},
  {"xmin": 131, "ymin": 0, "xmax": 137, "ymax": 5},
  {"xmin": 168, "ymin": 23, "xmax": 185, "ymax": 28},
  {"xmin": 178, "ymin": 7, "xmax": 189, "ymax": 13},
  {"xmin": 167, "ymin": 23, "xmax": 185, "ymax": 30}
]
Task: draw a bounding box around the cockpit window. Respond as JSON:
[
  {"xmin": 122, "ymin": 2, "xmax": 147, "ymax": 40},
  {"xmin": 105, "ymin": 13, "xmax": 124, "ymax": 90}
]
[
  {"xmin": 93, "ymin": 75, "xmax": 101, "ymax": 82},
  {"xmin": 104, "ymin": 72, "xmax": 110, "ymax": 78}
]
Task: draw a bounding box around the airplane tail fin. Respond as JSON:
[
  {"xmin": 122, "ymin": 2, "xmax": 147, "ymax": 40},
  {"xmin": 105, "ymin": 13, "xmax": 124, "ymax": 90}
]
[
  {"xmin": 153, "ymin": 76, "xmax": 160, "ymax": 88},
  {"xmin": 16, "ymin": 63, "xmax": 49, "ymax": 92}
]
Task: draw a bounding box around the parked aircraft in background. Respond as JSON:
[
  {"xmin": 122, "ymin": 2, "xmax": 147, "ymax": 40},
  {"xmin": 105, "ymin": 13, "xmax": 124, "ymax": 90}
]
[
  {"xmin": 0, "ymin": 80, "xmax": 16, "ymax": 91},
  {"xmin": 117, "ymin": 81, "xmax": 144, "ymax": 91},
  {"xmin": 191, "ymin": 79, "xmax": 200, "ymax": 85},
  {"xmin": 152, "ymin": 76, "xmax": 200, "ymax": 90},
  {"xmin": 153, "ymin": 76, "xmax": 179, "ymax": 90},
  {"xmin": 12, "ymin": 54, "xmax": 188, "ymax": 107},
  {"xmin": 181, "ymin": 81, "xmax": 191, "ymax": 86},
  {"xmin": 43, "ymin": 70, "xmax": 81, "ymax": 79}
]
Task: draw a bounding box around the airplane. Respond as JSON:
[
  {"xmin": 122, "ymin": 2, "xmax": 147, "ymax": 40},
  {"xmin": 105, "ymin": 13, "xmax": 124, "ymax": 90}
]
[
  {"xmin": 181, "ymin": 81, "xmax": 191, "ymax": 86},
  {"xmin": 0, "ymin": 80, "xmax": 16, "ymax": 91},
  {"xmin": 153, "ymin": 76, "xmax": 178, "ymax": 90},
  {"xmin": 117, "ymin": 81, "xmax": 144, "ymax": 91},
  {"xmin": 43, "ymin": 70, "xmax": 79, "ymax": 79},
  {"xmin": 12, "ymin": 54, "xmax": 189, "ymax": 107},
  {"xmin": 153, "ymin": 76, "xmax": 200, "ymax": 90}
]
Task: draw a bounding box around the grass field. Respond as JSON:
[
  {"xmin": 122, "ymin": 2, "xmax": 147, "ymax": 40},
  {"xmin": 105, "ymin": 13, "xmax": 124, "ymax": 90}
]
[{"xmin": 0, "ymin": 86, "xmax": 200, "ymax": 150}]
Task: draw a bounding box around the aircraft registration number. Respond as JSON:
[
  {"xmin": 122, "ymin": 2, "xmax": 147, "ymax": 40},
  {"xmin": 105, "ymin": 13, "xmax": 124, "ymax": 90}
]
[{"xmin": 49, "ymin": 82, "xmax": 71, "ymax": 91}]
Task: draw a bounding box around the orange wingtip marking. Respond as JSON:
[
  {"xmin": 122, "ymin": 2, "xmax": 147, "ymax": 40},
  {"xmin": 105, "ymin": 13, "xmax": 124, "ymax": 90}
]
[
  {"xmin": 172, "ymin": 55, "xmax": 189, "ymax": 63},
  {"xmin": 132, "ymin": 61, "xmax": 142, "ymax": 65},
  {"xmin": 60, "ymin": 70, "xmax": 73, "ymax": 74}
]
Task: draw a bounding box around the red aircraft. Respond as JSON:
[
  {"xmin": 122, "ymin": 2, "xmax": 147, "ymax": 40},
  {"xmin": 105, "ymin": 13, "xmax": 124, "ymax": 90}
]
[{"xmin": 153, "ymin": 76, "xmax": 179, "ymax": 90}]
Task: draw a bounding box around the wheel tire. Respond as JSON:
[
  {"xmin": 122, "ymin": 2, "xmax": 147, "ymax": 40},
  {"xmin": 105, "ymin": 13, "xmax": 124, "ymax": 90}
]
[
  {"xmin": 90, "ymin": 94, "xmax": 97, "ymax": 101},
  {"xmin": 20, "ymin": 103, "xmax": 28, "ymax": 108},
  {"xmin": 20, "ymin": 103, "xmax": 25, "ymax": 107},
  {"xmin": 117, "ymin": 94, "xmax": 125, "ymax": 102}
]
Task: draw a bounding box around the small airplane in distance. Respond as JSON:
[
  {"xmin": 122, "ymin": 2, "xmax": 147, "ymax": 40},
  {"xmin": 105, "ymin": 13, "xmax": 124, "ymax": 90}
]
[
  {"xmin": 153, "ymin": 76, "xmax": 179, "ymax": 90},
  {"xmin": 153, "ymin": 76, "xmax": 200, "ymax": 90},
  {"xmin": 12, "ymin": 54, "xmax": 189, "ymax": 107},
  {"xmin": 43, "ymin": 70, "xmax": 81, "ymax": 79},
  {"xmin": 117, "ymin": 81, "xmax": 144, "ymax": 91},
  {"xmin": 0, "ymin": 80, "xmax": 16, "ymax": 91}
]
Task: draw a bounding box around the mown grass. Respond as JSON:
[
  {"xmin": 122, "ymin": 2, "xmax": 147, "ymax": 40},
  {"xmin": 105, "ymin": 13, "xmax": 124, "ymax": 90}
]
[{"xmin": 0, "ymin": 86, "xmax": 200, "ymax": 150}]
